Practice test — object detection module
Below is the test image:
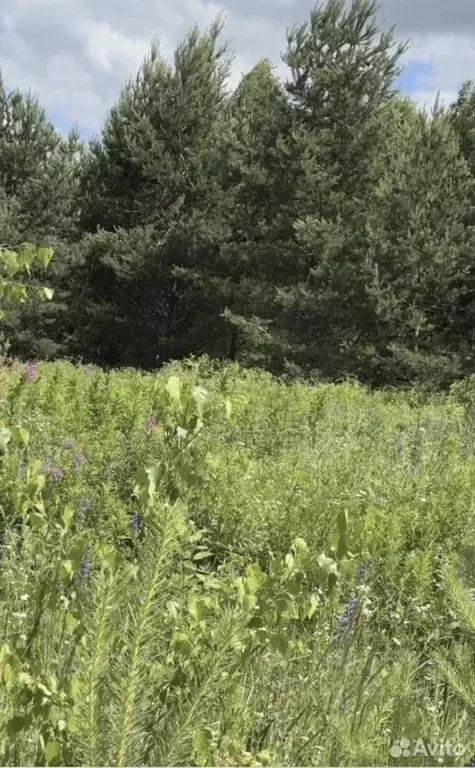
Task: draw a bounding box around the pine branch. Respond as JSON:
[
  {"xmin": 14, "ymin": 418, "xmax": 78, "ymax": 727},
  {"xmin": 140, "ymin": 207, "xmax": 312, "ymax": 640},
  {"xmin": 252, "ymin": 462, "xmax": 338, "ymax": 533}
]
[
  {"xmin": 73, "ymin": 571, "xmax": 123, "ymax": 766},
  {"xmin": 111, "ymin": 500, "xmax": 189, "ymax": 767}
]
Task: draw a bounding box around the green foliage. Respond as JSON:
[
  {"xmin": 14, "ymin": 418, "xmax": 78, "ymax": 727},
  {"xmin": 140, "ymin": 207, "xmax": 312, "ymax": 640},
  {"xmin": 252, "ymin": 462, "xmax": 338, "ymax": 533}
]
[
  {"xmin": 0, "ymin": 359, "xmax": 474, "ymax": 764},
  {"xmin": 2, "ymin": 4, "xmax": 475, "ymax": 388},
  {"xmin": 0, "ymin": 243, "xmax": 54, "ymax": 318},
  {"xmin": 0, "ymin": 74, "xmax": 82, "ymax": 243}
]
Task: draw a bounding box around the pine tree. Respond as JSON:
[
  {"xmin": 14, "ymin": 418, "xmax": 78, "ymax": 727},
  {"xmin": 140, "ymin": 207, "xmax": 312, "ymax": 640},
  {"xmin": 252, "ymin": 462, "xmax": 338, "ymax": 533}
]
[
  {"xmin": 361, "ymin": 99, "xmax": 475, "ymax": 387},
  {"xmin": 220, "ymin": 0, "xmax": 408, "ymax": 378},
  {"xmin": 450, "ymin": 80, "xmax": 475, "ymax": 181},
  {"xmin": 172, "ymin": 58, "xmax": 302, "ymax": 364},
  {"xmin": 0, "ymin": 70, "xmax": 83, "ymax": 360},
  {"xmin": 79, "ymin": 20, "xmax": 230, "ymax": 234},
  {"xmin": 0, "ymin": 69, "xmax": 82, "ymax": 244},
  {"xmin": 449, "ymin": 81, "xmax": 475, "ymax": 367},
  {"xmin": 74, "ymin": 22, "xmax": 232, "ymax": 367}
]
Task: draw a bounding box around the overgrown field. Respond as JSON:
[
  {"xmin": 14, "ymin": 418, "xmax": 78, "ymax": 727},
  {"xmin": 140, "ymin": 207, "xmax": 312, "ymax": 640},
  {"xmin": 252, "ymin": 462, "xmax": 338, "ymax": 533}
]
[{"xmin": 1, "ymin": 359, "xmax": 475, "ymax": 766}]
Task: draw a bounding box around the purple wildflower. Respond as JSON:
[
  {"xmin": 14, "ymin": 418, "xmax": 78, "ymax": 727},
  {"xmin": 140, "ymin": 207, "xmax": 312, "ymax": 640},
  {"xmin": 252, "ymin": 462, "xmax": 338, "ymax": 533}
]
[
  {"xmin": 50, "ymin": 467, "xmax": 65, "ymax": 481},
  {"xmin": 25, "ymin": 361, "xmax": 37, "ymax": 380},
  {"xmin": 79, "ymin": 546, "xmax": 92, "ymax": 579},
  {"xmin": 145, "ymin": 416, "xmax": 157, "ymax": 431},
  {"xmin": 356, "ymin": 560, "xmax": 373, "ymax": 585},
  {"xmin": 72, "ymin": 451, "xmax": 86, "ymax": 470},
  {"xmin": 131, "ymin": 511, "xmax": 141, "ymax": 534},
  {"xmin": 18, "ymin": 462, "xmax": 25, "ymax": 478},
  {"xmin": 339, "ymin": 593, "xmax": 358, "ymax": 632},
  {"xmin": 41, "ymin": 457, "xmax": 52, "ymax": 474},
  {"xmin": 63, "ymin": 440, "xmax": 74, "ymax": 451},
  {"xmin": 77, "ymin": 498, "xmax": 92, "ymax": 516}
]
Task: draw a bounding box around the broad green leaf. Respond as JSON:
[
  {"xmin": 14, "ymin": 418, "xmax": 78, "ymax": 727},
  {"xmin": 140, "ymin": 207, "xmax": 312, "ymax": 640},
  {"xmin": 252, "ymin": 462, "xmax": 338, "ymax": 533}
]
[
  {"xmin": 20, "ymin": 243, "xmax": 38, "ymax": 269},
  {"xmin": 166, "ymin": 600, "xmax": 179, "ymax": 619},
  {"xmin": 36, "ymin": 246, "xmax": 54, "ymax": 268},
  {"xmin": 317, "ymin": 553, "xmax": 337, "ymax": 574},
  {"xmin": 337, "ymin": 509, "xmax": 348, "ymax": 535},
  {"xmin": 44, "ymin": 740, "xmax": 60, "ymax": 764},
  {"xmin": 336, "ymin": 533, "xmax": 348, "ymax": 560},
  {"xmin": 293, "ymin": 537, "xmax": 309, "ymax": 556},
  {"xmin": 257, "ymin": 750, "xmax": 272, "ymax": 765},
  {"xmin": 66, "ymin": 612, "xmax": 79, "ymax": 633},
  {"xmin": 193, "ymin": 550, "xmax": 213, "ymax": 561},
  {"xmin": 1, "ymin": 249, "xmax": 20, "ymax": 277},
  {"xmin": 136, "ymin": 464, "xmax": 163, "ymax": 502},
  {"xmin": 29, "ymin": 512, "xmax": 46, "ymax": 530},
  {"xmin": 67, "ymin": 712, "xmax": 79, "ymax": 733},
  {"xmin": 61, "ymin": 560, "xmax": 73, "ymax": 577},
  {"xmin": 172, "ymin": 631, "xmax": 192, "ymax": 656},
  {"xmin": 306, "ymin": 594, "xmax": 319, "ymax": 619},
  {"xmin": 10, "ymin": 426, "xmax": 30, "ymax": 447},
  {"xmin": 188, "ymin": 592, "xmax": 207, "ymax": 621},
  {"xmin": 245, "ymin": 563, "xmax": 266, "ymax": 594},
  {"xmin": 61, "ymin": 506, "xmax": 74, "ymax": 529},
  {"xmin": 166, "ymin": 375, "xmax": 181, "ymax": 405},
  {"xmin": 0, "ymin": 426, "xmax": 11, "ymax": 451}
]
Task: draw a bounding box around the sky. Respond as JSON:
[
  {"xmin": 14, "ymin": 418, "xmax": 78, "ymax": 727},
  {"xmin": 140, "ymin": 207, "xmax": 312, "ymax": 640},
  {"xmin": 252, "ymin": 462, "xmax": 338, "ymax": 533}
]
[{"xmin": 1, "ymin": 0, "xmax": 475, "ymax": 140}]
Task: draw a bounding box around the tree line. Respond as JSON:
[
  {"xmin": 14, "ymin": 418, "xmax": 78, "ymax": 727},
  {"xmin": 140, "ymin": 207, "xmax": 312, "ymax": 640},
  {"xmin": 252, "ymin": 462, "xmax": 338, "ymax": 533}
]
[{"xmin": 1, "ymin": 0, "xmax": 475, "ymax": 389}]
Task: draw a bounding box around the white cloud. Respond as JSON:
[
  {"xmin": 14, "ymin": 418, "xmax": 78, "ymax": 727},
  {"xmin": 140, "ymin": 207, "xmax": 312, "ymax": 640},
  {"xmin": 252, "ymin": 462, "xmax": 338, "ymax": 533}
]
[
  {"xmin": 401, "ymin": 33, "xmax": 475, "ymax": 111},
  {"xmin": 74, "ymin": 20, "xmax": 149, "ymax": 75},
  {"xmin": 0, "ymin": 0, "xmax": 474, "ymax": 136}
]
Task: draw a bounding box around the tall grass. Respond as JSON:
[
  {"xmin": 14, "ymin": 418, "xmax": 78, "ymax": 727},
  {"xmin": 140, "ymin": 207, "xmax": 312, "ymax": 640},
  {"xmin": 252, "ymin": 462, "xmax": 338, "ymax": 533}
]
[{"xmin": 0, "ymin": 358, "xmax": 475, "ymax": 765}]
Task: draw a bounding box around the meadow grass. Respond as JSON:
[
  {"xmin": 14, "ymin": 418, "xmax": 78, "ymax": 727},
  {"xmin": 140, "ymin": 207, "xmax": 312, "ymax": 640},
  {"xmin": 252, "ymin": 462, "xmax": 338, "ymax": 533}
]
[{"xmin": 0, "ymin": 358, "xmax": 475, "ymax": 766}]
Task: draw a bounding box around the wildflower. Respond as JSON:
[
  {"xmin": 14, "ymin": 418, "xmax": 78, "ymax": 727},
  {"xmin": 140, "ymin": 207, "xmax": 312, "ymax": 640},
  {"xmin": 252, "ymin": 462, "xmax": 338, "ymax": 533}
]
[
  {"xmin": 63, "ymin": 440, "xmax": 74, "ymax": 451},
  {"xmin": 356, "ymin": 560, "xmax": 373, "ymax": 585},
  {"xmin": 79, "ymin": 546, "xmax": 92, "ymax": 579},
  {"xmin": 18, "ymin": 462, "xmax": 25, "ymax": 478},
  {"xmin": 25, "ymin": 361, "xmax": 37, "ymax": 380},
  {"xmin": 72, "ymin": 451, "xmax": 86, "ymax": 470},
  {"xmin": 104, "ymin": 461, "xmax": 114, "ymax": 477},
  {"xmin": 339, "ymin": 593, "xmax": 358, "ymax": 632},
  {"xmin": 131, "ymin": 511, "xmax": 141, "ymax": 534},
  {"xmin": 77, "ymin": 498, "xmax": 92, "ymax": 516},
  {"xmin": 50, "ymin": 467, "xmax": 65, "ymax": 481},
  {"xmin": 144, "ymin": 416, "xmax": 157, "ymax": 431},
  {"xmin": 41, "ymin": 457, "xmax": 52, "ymax": 474}
]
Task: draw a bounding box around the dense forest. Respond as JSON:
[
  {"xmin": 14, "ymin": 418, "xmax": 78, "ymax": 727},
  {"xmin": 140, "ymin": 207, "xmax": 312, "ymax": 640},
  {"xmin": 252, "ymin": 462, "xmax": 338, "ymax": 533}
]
[{"xmin": 1, "ymin": 0, "xmax": 475, "ymax": 390}]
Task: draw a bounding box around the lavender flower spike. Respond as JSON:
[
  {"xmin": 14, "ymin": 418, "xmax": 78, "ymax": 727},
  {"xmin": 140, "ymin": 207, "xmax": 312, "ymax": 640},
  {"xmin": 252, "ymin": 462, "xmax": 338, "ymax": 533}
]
[
  {"xmin": 73, "ymin": 451, "xmax": 86, "ymax": 470},
  {"xmin": 339, "ymin": 593, "xmax": 358, "ymax": 632},
  {"xmin": 80, "ymin": 546, "xmax": 92, "ymax": 579},
  {"xmin": 131, "ymin": 511, "xmax": 141, "ymax": 534},
  {"xmin": 50, "ymin": 467, "xmax": 65, "ymax": 481}
]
